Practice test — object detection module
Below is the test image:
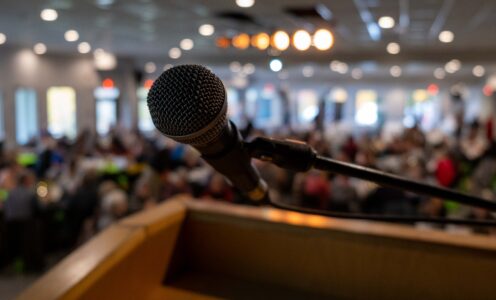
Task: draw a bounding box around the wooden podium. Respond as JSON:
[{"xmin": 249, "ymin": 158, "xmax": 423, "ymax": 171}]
[{"xmin": 19, "ymin": 195, "xmax": 496, "ymax": 300}]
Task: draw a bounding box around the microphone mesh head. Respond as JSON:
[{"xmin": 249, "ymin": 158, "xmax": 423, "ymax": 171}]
[{"xmin": 147, "ymin": 65, "xmax": 227, "ymax": 146}]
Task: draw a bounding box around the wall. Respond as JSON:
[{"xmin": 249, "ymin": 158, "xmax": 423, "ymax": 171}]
[{"xmin": 0, "ymin": 46, "xmax": 139, "ymax": 148}]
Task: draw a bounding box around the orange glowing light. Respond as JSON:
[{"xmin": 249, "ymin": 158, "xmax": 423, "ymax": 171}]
[
  {"xmin": 271, "ymin": 30, "xmax": 290, "ymax": 51},
  {"xmin": 251, "ymin": 32, "xmax": 270, "ymax": 50},
  {"xmin": 232, "ymin": 33, "xmax": 250, "ymax": 49},
  {"xmin": 144, "ymin": 79, "xmax": 154, "ymax": 89},
  {"xmin": 286, "ymin": 212, "xmax": 304, "ymax": 224},
  {"xmin": 102, "ymin": 78, "xmax": 114, "ymax": 88},
  {"xmin": 483, "ymin": 85, "xmax": 493, "ymax": 97},
  {"xmin": 427, "ymin": 83, "xmax": 439, "ymax": 95},
  {"xmin": 216, "ymin": 37, "xmax": 231, "ymax": 48}
]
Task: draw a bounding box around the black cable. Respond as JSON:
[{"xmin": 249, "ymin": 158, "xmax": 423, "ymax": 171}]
[{"xmin": 270, "ymin": 198, "xmax": 496, "ymax": 227}]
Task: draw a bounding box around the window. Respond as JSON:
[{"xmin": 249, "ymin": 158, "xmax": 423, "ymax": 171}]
[
  {"xmin": 226, "ymin": 88, "xmax": 243, "ymax": 126},
  {"xmin": 16, "ymin": 88, "xmax": 38, "ymax": 144},
  {"xmin": 0, "ymin": 91, "xmax": 4, "ymax": 141},
  {"xmin": 403, "ymin": 89, "xmax": 440, "ymax": 131},
  {"xmin": 137, "ymin": 87, "xmax": 154, "ymax": 132},
  {"xmin": 326, "ymin": 87, "xmax": 348, "ymax": 122},
  {"xmin": 245, "ymin": 85, "xmax": 283, "ymax": 129},
  {"xmin": 296, "ymin": 89, "xmax": 319, "ymax": 125},
  {"xmin": 94, "ymin": 87, "xmax": 119, "ymax": 135},
  {"xmin": 47, "ymin": 87, "xmax": 77, "ymax": 139},
  {"xmin": 355, "ymin": 90, "xmax": 378, "ymax": 126}
]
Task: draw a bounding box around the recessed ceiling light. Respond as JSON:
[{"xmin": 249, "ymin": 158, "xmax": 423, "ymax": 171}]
[
  {"xmin": 94, "ymin": 49, "xmax": 117, "ymax": 70},
  {"xmin": 330, "ymin": 60, "xmax": 348, "ymax": 74},
  {"xmin": 269, "ymin": 59, "xmax": 283, "ymax": 72},
  {"xmin": 77, "ymin": 42, "xmax": 91, "ymax": 54},
  {"xmin": 145, "ymin": 62, "xmax": 156, "ymax": 73},
  {"xmin": 180, "ymin": 38, "xmax": 194, "ymax": 50},
  {"xmin": 473, "ymin": 65, "xmax": 485, "ymax": 77},
  {"xmin": 236, "ymin": 0, "xmax": 255, "ymax": 8},
  {"xmin": 434, "ymin": 67, "xmax": 446, "ymax": 79},
  {"xmin": 351, "ymin": 68, "xmax": 363, "ymax": 80},
  {"xmin": 0, "ymin": 33, "xmax": 6, "ymax": 45},
  {"xmin": 64, "ymin": 30, "xmax": 79, "ymax": 42},
  {"xmin": 243, "ymin": 63, "xmax": 256, "ymax": 75},
  {"xmin": 199, "ymin": 24, "xmax": 215, "ymax": 36},
  {"xmin": 169, "ymin": 47, "xmax": 181, "ymax": 59},
  {"xmin": 96, "ymin": 0, "xmax": 115, "ymax": 8},
  {"xmin": 34, "ymin": 43, "xmax": 47, "ymax": 55},
  {"xmin": 439, "ymin": 30, "xmax": 454, "ymax": 43},
  {"xmin": 378, "ymin": 16, "xmax": 395, "ymax": 29},
  {"xmin": 271, "ymin": 31, "xmax": 290, "ymax": 51},
  {"xmin": 386, "ymin": 42, "xmax": 400, "ymax": 54},
  {"xmin": 163, "ymin": 64, "xmax": 173, "ymax": 71},
  {"xmin": 313, "ymin": 29, "xmax": 334, "ymax": 51},
  {"xmin": 41, "ymin": 9, "xmax": 58, "ymax": 21},
  {"xmin": 229, "ymin": 61, "xmax": 242, "ymax": 73},
  {"xmin": 390, "ymin": 65, "xmax": 402, "ymax": 77},
  {"xmin": 444, "ymin": 59, "xmax": 461, "ymax": 73},
  {"xmin": 293, "ymin": 30, "xmax": 311, "ymax": 51}
]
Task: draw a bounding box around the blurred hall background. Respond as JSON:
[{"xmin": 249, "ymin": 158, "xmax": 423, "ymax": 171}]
[{"xmin": 0, "ymin": 0, "xmax": 496, "ymax": 298}]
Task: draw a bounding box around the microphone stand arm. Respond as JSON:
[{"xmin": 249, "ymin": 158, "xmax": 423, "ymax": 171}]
[{"xmin": 245, "ymin": 136, "xmax": 496, "ymax": 226}]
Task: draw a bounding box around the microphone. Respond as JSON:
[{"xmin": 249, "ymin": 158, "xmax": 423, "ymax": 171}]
[{"xmin": 147, "ymin": 64, "xmax": 268, "ymax": 203}]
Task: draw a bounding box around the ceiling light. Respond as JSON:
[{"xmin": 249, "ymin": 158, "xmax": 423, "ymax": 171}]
[
  {"xmin": 232, "ymin": 33, "xmax": 250, "ymax": 49},
  {"xmin": 390, "ymin": 65, "xmax": 402, "ymax": 77},
  {"xmin": 271, "ymin": 31, "xmax": 290, "ymax": 51},
  {"xmin": 163, "ymin": 64, "xmax": 173, "ymax": 71},
  {"xmin": 0, "ymin": 33, "xmax": 6, "ymax": 45},
  {"xmin": 64, "ymin": 30, "xmax": 79, "ymax": 42},
  {"xmin": 216, "ymin": 37, "xmax": 230, "ymax": 48},
  {"xmin": 243, "ymin": 63, "xmax": 256, "ymax": 74},
  {"xmin": 269, "ymin": 59, "xmax": 283, "ymax": 72},
  {"xmin": 77, "ymin": 42, "xmax": 91, "ymax": 54},
  {"xmin": 386, "ymin": 42, "xmax": 400, "ymax": 54},
  {"xmin": 236, "ymin": 0, "xmax": 255, "ymax": 8},
  {"xmin": 229, "ymin": 61, "xmax": 242, "ymax": 73},
  {"xmin": 312, "ymin": 29, "xmax": 334, "ymax": 51},
  {"xmin": 94, "ymin": 49, "xmax": 117, "ymax": 70},
  {"xmin": 145, "ymin": 62, "xmax": 156, "ymax": 73},
  {"xmin": 473, "ymin": 65, "xmax": 485, "ymax": 77},
  {"xmin": 445, "ymin": 59, "xmax": 461, "ymax": 73},
  {"xmin": 378, "ymin": 16, "xmax": 395, "ymax": 29},
  {"xmin": 293, "ymin": 30, "xmax": 311, "ymax": 51},
  {"xmin": 33, "ymin": 43, "xmax": 47, "ymax": 55},
  {"xmin": 199, "ymin": 24, "xmax": 215, "ymax": 36},
  {"xmin": 169, "ymin": 47, "xmax": 181, "ymax": 59},
  {"xmin": 434, "ymin": 67, "xmax": 446, "ymax": 79},
  {"xmin": 41, "ymin": 9, "xmax": 58, "ymax": 21},
  {"xmin": 251, "ymin": 32, "xmax": 270, "ymax": 50},
  {"xmin": 330, "ymin": 60, "xmax": 348, "ymax": 74},
  {"xmin": 351, "ymin": 68, "xmax": 363, "ymax": 80},
  {"xmin": 180, "ymin": 38, "xmax": 194, "ymax": 50},
  {"xmin": 96, "ymin": 0, "xmax": 115, "ymax": 8},
  {"xmin": 439, "ymin": 30, "xmax": 454, "ymax": 43}
]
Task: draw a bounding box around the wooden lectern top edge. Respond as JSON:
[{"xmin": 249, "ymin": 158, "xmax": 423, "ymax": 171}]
[{"xmin": 181, "ymin": 196, "xmax": 496, "ymax": 252}]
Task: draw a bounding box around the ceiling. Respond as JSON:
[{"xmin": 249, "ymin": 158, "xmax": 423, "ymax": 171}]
[{"xmin": 0, "ymin": 0, "xmax": 495, "ymax": 80}]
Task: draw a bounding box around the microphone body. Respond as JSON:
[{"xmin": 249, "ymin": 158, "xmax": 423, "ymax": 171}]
[{"xmin": 147, "ymin": 65, "xmax": 268, "ymax": 203}]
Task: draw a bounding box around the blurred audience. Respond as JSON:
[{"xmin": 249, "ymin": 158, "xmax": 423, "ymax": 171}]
[{"xmin": 0, "ymin": 118, "xmax": 495, "ymax": 274}]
